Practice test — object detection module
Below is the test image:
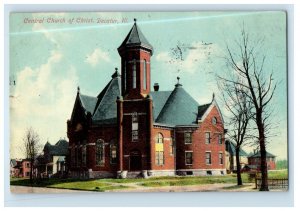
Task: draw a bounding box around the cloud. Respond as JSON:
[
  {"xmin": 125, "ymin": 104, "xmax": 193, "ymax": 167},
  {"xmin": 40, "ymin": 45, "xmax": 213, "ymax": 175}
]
[
  {"xmin": 85, "ymin": 48, "xmax": 110, "ymax": 67},
  {"xmin": 10, "ymin": 51, "xmax": 79, "ymax": 158}
]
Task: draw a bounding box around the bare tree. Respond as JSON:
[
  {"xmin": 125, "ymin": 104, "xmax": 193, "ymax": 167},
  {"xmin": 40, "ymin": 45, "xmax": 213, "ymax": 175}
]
[
  {"xmin": 218, "ymin": 78, "xmax": 253, "ymax": 186},
  {"xmin": 22, "ymin": 127, "xmax": 42, "ymax": 183},
  {"xmin": 221, "ymin": 27, "xmax": 277, "ymax": 191}
]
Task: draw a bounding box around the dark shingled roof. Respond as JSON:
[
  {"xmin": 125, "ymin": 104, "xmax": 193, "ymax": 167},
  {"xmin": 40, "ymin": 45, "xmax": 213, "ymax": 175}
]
[
  {"xmin": 43, "ymin": 139, "xmax": 68, "ymax": 156},
  {"xmin": 197, "ymin": 103, "xmax": 211, "ymax": 120},
  {"xmin": 11, "ymin": 159, "xmax": 17, "ymax": 167},
  {"xmin": 248, "ymin": 151, "xmax": 276, "ymax": 158},
  {"xmin": 92, "ymin": 71, "xmax": 121, "ymax": 124},
  {"xmin": 118, "ymin": 22, "xmax": 153, "ymax": 52},
  {"xmin": 225, "ymin": 140, "xmax": 248, "ymax": 157},
  {"xmin": 150, "ymin": 91, "xmax": 172, "ymax": 121},
  {"xmin": 155, "ymin": 84, "xmax": 200, "ymax": 126},
  {"xmin": 79, "ymin": 94, "xmax": 97, "ymax": 114}
]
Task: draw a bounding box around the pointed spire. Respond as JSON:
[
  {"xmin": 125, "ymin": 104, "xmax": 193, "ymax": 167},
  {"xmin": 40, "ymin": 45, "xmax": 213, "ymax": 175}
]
[
  {"xmin": 134, "ymin": 18, "xmax": 137, "ymax": 23},
  {"xmin": 175, "ymin": 76, "xmax": 182, "ymax": 87},
  {"xmin": 111, "ymin": 67, "xmax": 121, "ymax": 78},
  {"xmin": 212, "ymin": 92, "xmax": 215, "ymax": 102},
  {"xmin": 77, "ymin": 86, "xmax": 80, "ymax": 94}
]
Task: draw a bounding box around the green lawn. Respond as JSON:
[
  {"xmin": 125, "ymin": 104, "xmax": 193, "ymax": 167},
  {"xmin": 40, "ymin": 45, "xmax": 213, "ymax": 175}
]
[{"xmin": 10, "ymin": 170, "xmax": 288, "ymax": 191}]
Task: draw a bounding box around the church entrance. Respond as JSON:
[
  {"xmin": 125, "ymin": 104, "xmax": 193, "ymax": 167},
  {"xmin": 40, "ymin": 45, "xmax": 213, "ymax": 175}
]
[{"xmin": 129, "ymin": 150, "xmax": 142, "ymax": 171}]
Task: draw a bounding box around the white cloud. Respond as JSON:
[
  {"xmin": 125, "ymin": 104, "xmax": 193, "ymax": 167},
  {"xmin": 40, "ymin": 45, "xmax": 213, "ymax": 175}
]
[
  {"xmin": 85, "ymin": 48, "xmax": 110, "ymax": 67},
  {"xmin": 10, "ymin": 51, "xmax": 78, "ymax": 158}
]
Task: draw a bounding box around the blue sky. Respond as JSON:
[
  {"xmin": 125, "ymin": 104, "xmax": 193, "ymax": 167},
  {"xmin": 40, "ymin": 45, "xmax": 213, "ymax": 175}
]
[{"xmin": 9, "ymin": 11, "xmax": 287, "ymax": 159}]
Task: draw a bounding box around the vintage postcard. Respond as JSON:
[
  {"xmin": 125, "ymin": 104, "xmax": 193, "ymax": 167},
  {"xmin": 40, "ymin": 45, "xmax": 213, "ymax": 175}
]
[{"xmin": 9, "ymin": 11, "xmax": 288, "ymax": 193}]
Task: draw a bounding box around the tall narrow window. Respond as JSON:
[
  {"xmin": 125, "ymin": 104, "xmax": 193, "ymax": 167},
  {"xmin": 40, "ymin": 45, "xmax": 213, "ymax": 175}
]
[
  {"xmin": 82, "ymin": 145, "xmax": 86, "ymax": 166},
  {"xmin": 184, "ymin": 132, "xmax": 192, "ymax": 144},
  {"xmin": 170, "ymin": 138, "xmax": 174, "ymax": 155},
  {"xmin": 133, "ymin": 60, "xmax": 136, "ymax": 89},
  {"xmin": 132, "ymin": 112, "xmax": 138, "ymax": 141},
  {"xmin": 143, "ymin": 59, "xmax": 147, "ymax": 90},
  {"xmin": 155, "ymin": 151, "xmax": 164, "ymax": 165},
  {"xmin": 110, "ymin": 143, "xmax": 117, "ymax": 164},
  {"xmin": 124, "ymin": 61, "xmax": 127, "ymax": 91},
  {"xmin": 219, "ymin": 152, "xmax": 223, "ymax": 165},
  {"xmin": 218, "ymin": 134, "xmax": 222, "ymax": 144},
  {"xmin": 185, "ymin": 151, "xmax": 193, "ymax": 165},
  {"xmin": 96, "ymin": 140, "xmax": 105, "ymax": 166},
  {"xmin": 206, "ymin": 152, "xmax": 211, "ymax": 165},
  {"xmin": 205, "ymin": 132, "xmax": 211, "ymax": 144},
  {"xmin": 156, "ymin": 133, "xmax": 164, "ymax": 143}
]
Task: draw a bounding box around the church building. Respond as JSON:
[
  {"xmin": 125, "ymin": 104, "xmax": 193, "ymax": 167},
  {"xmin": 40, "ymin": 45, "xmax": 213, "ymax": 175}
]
[{"xmin": 67, "ymin": 20, "xmax": 226, "ymax": 178}]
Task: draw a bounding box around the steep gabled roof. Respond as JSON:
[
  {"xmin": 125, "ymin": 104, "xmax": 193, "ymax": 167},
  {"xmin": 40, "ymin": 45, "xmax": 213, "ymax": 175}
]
[
  {"xmin": 155, "ymin": 84, "xmax": 200, "ymax": 126},
  {"xmin": 197, "ymin": 103, "xmax": 211, "ymax": 119},
  {"xmin": 92, "ymin": 71, "xmax": 121, "ymax": 124},
  {"xmin": 43, "ymin": 139, "xmax": 68, "ymax": 156},
  {"xmin": 79, "ymin": 94, "xmax": 97, "ymax": 114},
  {"xmin": 118, "ymin": 21, "xmax": 153, "ymax": 53},
  {"xmin": 225, "ymin": 140, "xmax": 248, "ymax": 157}
]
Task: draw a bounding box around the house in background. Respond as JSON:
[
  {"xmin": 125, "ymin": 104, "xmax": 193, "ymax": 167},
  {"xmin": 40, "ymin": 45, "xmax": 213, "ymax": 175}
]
[
  {"xmin": 10, "ymin": 159, "xmax": 21, "ymax": 177},
  {"xmin": 39, "ymin": 139, "xmax": 69, "ymax": 177},
  {"xmin": 245, "ymin": 150, "xmax": 276, "ymax": 171},
  {"xmin": 225, "ymin": 140, "xmax": 248, "ymax": 173},
  {"xmin": 19, "ymin": 159, "xmax": 31, "ymax": 178}
]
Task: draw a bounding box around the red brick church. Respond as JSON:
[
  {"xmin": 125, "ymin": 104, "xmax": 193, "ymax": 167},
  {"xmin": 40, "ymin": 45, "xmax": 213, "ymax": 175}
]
[{"xmin": 67, "ymin": 20, "xmax": 226, "ymax": 178}]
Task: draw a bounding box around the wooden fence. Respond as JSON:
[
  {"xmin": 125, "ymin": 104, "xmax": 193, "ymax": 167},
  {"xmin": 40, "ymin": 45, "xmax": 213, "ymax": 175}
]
[{"xmin": 255, "ymin": 178, "xmax": 288, "ymax": 189}]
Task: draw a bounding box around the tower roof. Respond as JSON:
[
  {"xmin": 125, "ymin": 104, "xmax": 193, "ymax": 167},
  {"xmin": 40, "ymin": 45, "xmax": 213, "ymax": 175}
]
[{"xmin": 118, "ymin": 20, "xmax": 153, "ymax": 54}]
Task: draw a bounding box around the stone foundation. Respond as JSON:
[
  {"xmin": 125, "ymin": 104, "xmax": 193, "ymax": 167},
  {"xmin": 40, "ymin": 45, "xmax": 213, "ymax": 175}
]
[{"xmin": 176, "ymin": 169, "xmax": 227, "ymax": 176}]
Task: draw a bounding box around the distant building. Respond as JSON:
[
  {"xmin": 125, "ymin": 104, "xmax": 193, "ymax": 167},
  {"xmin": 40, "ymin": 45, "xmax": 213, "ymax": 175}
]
[
  {"xmin": 225, "ymin": 140, "xmax": 248, "ymax": 173},
  {"xmin": 20, "ymin": 159, "xmax": 31, "ymax": 178},
  {"xmin": 244, "ymin": 150, "xmax": 276, "ymax": 171},
  {"xmin": 10, "ymin": 159, "xmax": 21, "ymax": 177},
  {"xmin": 36, "ymin": 139, "xmax": 69, "ymax": 178},
  {"xmin": 67, "ymin": 20, "xmax": 226, "ymax": 179}
]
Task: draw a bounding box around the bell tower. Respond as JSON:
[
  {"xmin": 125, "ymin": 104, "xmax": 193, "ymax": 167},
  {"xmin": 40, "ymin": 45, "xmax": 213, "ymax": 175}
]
[{"xmin": 118, "ymin": 19, "xmax": 153, "ymax": 98}]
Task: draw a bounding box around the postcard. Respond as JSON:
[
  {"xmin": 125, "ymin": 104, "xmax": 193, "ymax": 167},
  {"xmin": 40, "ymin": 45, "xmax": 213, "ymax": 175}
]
[{"xmin": 9, "ymin": 11, "xmax": 288, "ymax": 193}]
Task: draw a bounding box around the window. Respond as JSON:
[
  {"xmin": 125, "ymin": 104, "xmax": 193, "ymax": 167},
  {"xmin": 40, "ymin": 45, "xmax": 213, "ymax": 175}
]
[
  {"xmin": 212, "ymin": 117, "xmax": 217, "ymax": 125},
  {"xmin": 206, "ymin": 152, "xmax": 211, "ymax": 165},
  {"xmin": 185, "ymin": 151, "xmax": 193, "ymax": 165},
  {"xmin": 26, "ymin": 172, "xmax": 30, "ymax": 176},
  {"xmin": 110, "ymin": 143, "xmax": 117, "ymax": 164},
  {"xmin": 133, "ymin": 60, "xmax": 136, "ymax": 89},
  {"xmin": 184, "ymin": 132, "xmax": 192, "ymax": 144},
  {"xmin": 26, "ymin": 163, "xmax": 30, "ymax": 168},
  {"xmin": 156, "ymin": 133, "xmax": 164, "ymax": 143},
  {"xmin": 143, "ymin": 59, "xmax": 147, "ymax": 90},
  {"xmin": 96, "ymin": 140, "xmax": 105, "ymax": 166},
  {"xmin": 170, "ymin": 138, "xmax": 174, "ymax": 155},
  {"xmin": 82, "ymin": 145, "xmax": 86, "ymax": 166},
  {"xmin": 206, "ymin": 170, "xmax": 212, "ymax": 176},
  {"xmin": 205, "ymin": 132, "xmax": 211, "ymax": 144},
  {"xmin": 218, "ymin": 134, "xmax": 222, "ymax": 144},
  {"xmin": 132, "ymin": 112, "xmax": 138, "ymax": 141},
  {"xmin": 155, "ymin": 151, "xmax": 164, "ymax": 165},
  {"xmin": 219, "ymin": 152, "xmax": 223, "ymax": 164}
]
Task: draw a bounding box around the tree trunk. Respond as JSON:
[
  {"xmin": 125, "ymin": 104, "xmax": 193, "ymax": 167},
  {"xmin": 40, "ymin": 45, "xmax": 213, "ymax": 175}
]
[
  {"xmin": 236, "ymin": 147, "xmax": 243, "ymax": 186},
  {"xmin": 258, "ymin": 120, "xmax": 269, "ymax": 191}
]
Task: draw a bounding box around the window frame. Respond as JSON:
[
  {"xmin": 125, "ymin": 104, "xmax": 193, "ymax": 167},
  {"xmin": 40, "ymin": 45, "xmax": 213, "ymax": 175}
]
[
  {"xmin": 132, "ymin": 112, "xmax": 139, "ymax": 142},
  {"xmin": 155, "ymin": 151, "xmax": 164, "ymax": 166},
  {"xmin": 205, "ymin": 132, "xmax": 211, "ymax": 144},
  {"xmin": 132, "ymin": 60, "xmax": 136, "ymax": 89},
  {"xmin": 110, "ymin": 142, "xmax": 117, "ymax": 165},
  {"xmin": 219, "ymin": 152, "xmax": 223, "ymax": 165},
  {"xmin": 185, "ymin": 151, "xmax": 193, "ymax": 165},
  {"xmin": 96, "ymin": 139, "xmax": 105, "ymax": 166},
  {"xmin": 184, "ymin": 132, "xmax": 192, "ymax": 144},
  {"xmin": 205, "ymin": 151, "xmax": 212, "ymax": 165},
  {"xmin": 218, "ymin": 134, "xmax": 222, "ymax": 144},
  {"xmin": 156, "ymin": 133, "xmax": 164, "ymax": 144},
  {"xmin": 143, "ymin": 59, "xmax": 147, "ymax": 90}
]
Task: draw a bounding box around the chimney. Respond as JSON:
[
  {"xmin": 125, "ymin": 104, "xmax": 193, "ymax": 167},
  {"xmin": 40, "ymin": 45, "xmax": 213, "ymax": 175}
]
[{"xmin": 154, "ymin": 83, "xmax": 159, "ymax": 91}]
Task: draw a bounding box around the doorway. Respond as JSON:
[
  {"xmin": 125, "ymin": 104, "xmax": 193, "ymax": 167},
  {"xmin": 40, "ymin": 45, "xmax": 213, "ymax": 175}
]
[{"xmin": 129, "ymin": 150, "xmax": 142, "ymax": 171}]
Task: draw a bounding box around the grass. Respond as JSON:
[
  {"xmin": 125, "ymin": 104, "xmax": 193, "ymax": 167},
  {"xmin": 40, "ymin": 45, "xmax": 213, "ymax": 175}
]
[{"xmin": 10, "ymin": 170, "xmax": 288, "ymax": 191}]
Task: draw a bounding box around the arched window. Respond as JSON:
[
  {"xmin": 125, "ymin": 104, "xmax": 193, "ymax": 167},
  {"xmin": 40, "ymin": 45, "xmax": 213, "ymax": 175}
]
[
  {"xmin": 96, "ymin": 139, "xmax": 105, "ymax": 166},
  {"xmin": 110, "ymin": 142, "xmax": 117, "ymax": 164},
  {"xmin": 156, "ymin": 133, "xmax": 164, "ymax": 143},
  {"xmin": 133, "ymin": 60, "xmax": 136, "ymax": 89},
  {"xmin": 143, "ymin": 59, "xmax": 147, "ymax": 90}
]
